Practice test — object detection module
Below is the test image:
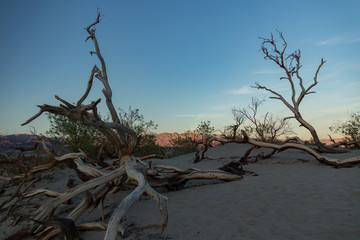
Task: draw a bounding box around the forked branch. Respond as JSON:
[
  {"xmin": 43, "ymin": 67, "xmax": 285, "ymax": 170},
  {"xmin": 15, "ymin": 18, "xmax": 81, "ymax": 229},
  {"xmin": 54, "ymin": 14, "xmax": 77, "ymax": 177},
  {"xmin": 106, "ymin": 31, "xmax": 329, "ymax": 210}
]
[{"xmin": 253, "ymin": 31, "xmax": 340, "ymax": 153}]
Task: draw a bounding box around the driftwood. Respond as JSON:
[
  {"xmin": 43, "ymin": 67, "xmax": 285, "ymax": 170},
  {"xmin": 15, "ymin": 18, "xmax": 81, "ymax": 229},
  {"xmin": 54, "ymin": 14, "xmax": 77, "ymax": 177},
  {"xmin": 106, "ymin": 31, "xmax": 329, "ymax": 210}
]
[
  {"xmin": 0, "ymin": 140, "xmax": 98, "ymax": 182},
  {"xmin": 195, "ymin": 131, "xmax": 360, "ymax": 168},
  {"xmin": 1, "ymin": 143, "xmax": 246, "ymax": 239}
]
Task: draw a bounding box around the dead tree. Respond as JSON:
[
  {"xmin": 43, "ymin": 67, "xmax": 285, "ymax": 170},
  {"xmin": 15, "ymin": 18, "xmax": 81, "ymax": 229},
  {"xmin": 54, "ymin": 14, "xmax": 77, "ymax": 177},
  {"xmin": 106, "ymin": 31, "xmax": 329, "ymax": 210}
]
[
  {"xmin": 194, "ymin": 131, "xmax": 360, "ymax": 168},
  {"xmin": 253, "ymin": 30, "xmax": 341, "ymax": 153},
  {"xmin": 194, "ymin": 130, "xmax": 360, "ymax": 168},
  {"xmin": 240, "ymin": 131, "xmax": 360, "ymax": 167},
  {"xmin": 15, "ymin": 12, "xmax": 245, "ymax": 240},
  {"xmin": 20, "ymin": 13, "xmax": 166, "ymax": 240},
  {"xmin": 233, "ymin": 97, "xmax": 293, "ymax": 143},
  {"xmin": 221, "ymin": 109, "xmax": 246, "ymax": 139}
]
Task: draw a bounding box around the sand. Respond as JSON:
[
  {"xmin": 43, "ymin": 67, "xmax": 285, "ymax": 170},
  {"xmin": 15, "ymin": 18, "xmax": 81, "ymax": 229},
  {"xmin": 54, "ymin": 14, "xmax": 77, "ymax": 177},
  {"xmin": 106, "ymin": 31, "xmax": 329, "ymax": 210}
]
[{"xmin": 1, "ymin": 143, "xmax": 360, "ymax": 239}]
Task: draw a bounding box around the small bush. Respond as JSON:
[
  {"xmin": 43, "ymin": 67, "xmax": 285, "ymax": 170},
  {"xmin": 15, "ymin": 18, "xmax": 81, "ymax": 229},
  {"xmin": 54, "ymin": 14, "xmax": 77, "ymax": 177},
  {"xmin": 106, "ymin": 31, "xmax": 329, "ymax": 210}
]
[
  {"xmin": 134, "ymin": 134, "xmax": 165, "ymax": 157},
  {"xmin": 46, "ymin": 113, "xmax": 102, "ymax": 158},
  {"xmin": 168, "ymin": 136, "xmax": 197, "ymax": 157},
  {"xmin": 195, "ymin": 121, "xmax": 215, "ymax": 136},
  {"xmin": 330, "ymin": 111, "xmax": 360, "ymax": 142}
]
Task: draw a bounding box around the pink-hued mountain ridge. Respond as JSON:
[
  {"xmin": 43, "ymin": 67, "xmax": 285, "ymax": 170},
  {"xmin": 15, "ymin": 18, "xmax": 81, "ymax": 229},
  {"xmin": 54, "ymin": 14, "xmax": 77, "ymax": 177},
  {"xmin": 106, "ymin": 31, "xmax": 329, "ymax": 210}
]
[{"xmin": 0, "ymin": 133, "xmax": 343, "ymax": 152}]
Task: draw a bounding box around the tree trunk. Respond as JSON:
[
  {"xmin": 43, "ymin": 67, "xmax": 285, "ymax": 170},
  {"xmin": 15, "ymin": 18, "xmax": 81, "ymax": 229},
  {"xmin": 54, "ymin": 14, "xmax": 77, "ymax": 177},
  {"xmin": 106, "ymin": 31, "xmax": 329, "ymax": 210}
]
[{"xmin": 295, "ymin": 113, "xmax": 346, "ymax": 153}]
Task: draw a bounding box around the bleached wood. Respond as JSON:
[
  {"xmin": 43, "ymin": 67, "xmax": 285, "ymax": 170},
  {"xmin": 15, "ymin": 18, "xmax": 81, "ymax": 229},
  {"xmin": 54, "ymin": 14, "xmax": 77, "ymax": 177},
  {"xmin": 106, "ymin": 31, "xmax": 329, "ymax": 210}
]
[
  {"xmin": 104, "ymin": 158, "xmax": 147, "ymax": 239},
  {"xmin": 195, "ymin": 131, "xmax": 360, "ymax": 167},
  {"xmin": 22, "ymin": 189, "xmax": 62, "ymax": 198},
  {"xmin": 243, "ymin": 131, "xmax": 360, "ymax": 167},
  {"xmin": 31, "ymin": 165, "xmax": 126, "ymax": 228},
  {"xmin": 73, "ymin": 157, "xmax": 104, "ymax": 178}
]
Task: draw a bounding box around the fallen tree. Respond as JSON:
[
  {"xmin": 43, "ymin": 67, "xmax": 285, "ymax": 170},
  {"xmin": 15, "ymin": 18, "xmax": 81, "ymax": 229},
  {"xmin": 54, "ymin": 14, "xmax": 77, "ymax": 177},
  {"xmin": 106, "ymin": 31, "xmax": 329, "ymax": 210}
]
[
  {"xmin": 195, "ymin": 131, "xmax": 360, "ymax": 168},
  {"xmin": 327, "ymin": 135, "xmax": 360, "ymax": 149},
  {"xmin": 2, "ymin": 12, "xmax": 248, "ymax": 240}
]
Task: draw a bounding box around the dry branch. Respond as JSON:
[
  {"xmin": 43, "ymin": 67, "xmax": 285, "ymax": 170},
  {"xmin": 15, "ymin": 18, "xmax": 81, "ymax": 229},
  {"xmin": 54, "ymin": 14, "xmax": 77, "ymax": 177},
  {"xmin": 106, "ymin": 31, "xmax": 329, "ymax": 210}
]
[
  {"xmin": 327, "ymin": 135, "xmax": 360, "ymax": 149},
  {"xmin": 242, "ymin": 132, "xmax": 360, "ymax": 167},
  {"xmin": 194, "ymin": 131, "xmax": 360, "ymax": 168},
  {"xmin": 254, "ymin": 31, "xmax": 342, "ymax": 153}
]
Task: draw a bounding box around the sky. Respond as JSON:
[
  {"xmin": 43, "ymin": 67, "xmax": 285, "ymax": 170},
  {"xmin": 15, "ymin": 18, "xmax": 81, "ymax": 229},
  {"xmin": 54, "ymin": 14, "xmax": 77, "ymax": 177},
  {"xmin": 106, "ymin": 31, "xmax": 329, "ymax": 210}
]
[{"xmin": 0, "ymin": 0, "xmax": 359, "ymax": 139}]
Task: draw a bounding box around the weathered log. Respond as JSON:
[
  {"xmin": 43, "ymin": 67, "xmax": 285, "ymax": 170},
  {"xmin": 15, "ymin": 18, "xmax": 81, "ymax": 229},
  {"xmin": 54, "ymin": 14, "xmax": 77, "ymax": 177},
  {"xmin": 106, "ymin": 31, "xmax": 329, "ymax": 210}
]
[
  {"xmin": 219, "ymin": 161, "xmax": 257, "ymax": 176},
  {"xmin": 195, "ymin": 131, "xmax": 360, "ymax": 168},
  {"xmin": 30, "ymin": 165, "xmax": 126, "ymax": 231},
  {"xmin": 327, "ymin": 136, "xmax": 360, "ymax": 149},
  {"xmin": 194, "ymin": 135, "xmax": 242, "ymax": 163},
  {"xmin": 146, "ymin": 164, "xmax": 245, "ymax": 191},
  {"xmin": 104, "ymin": 158, "xmax": 147, "ymax": 239},
  {"xmin": 241, "ymin": 131, "xmax": 360, "ymax": 167}
]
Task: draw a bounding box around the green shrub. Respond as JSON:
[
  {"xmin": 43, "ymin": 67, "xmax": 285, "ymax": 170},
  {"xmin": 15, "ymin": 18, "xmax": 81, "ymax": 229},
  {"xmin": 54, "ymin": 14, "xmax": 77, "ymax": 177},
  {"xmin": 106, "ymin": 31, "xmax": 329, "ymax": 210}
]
[
  {"xmin": 46, "ymin": 113, "xmax": 102, "ymax": 158},
  {"xmin": 330, "ymin": 111, "xmax": 360, "ymax": 142},
  {"xmin": 134, "ymin": 134, "xmax": 165, "ymax": 157},
  {"xmin": 168, "ymin": 136, "xmax": 197, "ymax": 157},
  {"xmin": 195, "ymin": 121, "xmax": 215, "ymax": 136}
]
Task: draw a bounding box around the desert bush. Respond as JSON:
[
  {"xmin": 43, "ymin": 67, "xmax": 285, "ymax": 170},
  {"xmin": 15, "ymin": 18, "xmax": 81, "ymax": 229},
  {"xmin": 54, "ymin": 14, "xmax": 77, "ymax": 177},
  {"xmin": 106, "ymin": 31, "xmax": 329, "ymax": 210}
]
[
  {"xmin": 194, "ymin": 121, "xmax": 215, "ymax": 136},
  {"xmin": 46, "ymin": 113, "xmax": 102, "ymax": 158},
  {"xmin": 47, "ymin": 107, "xmax": 160, "ymax": 158},
  {"xmin": 167, "ymin": 121, "xmax": 215, "ymax": 157},
  {"xmin": 118, "ymin": 106, "xmax": 163, "ymax": 156},
  {"xmin": 168, "ymin": 136, "xmax": 197, "ymax": 157},
  {"xmin": 118, "ymin": 106, "xmax": 158, "ymax": 136},
  {"xmin": 330, "ymin": 111, "xmax": 360, "ymax": 142},
  {"xmin": 134, "ymin": 134, "xmax": 165, "ymax": 157},
  {"xmin": 233, "ymin": 98, "xmax": 293, "ymax": 142}
]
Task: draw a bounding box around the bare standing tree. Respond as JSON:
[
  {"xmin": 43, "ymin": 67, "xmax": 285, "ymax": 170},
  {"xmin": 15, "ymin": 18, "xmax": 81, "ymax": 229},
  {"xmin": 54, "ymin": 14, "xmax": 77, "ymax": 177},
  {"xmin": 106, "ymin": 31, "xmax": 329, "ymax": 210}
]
[
  {"xmin": 253, "ymin": 30, "xmax": 341, "ymax": 152},
  {"xmin": 221, "ymin": 109, "xmax": 246, "ymax": 139},
  {"xmin": 233, "ymin": 97, "xmax": 293, "ymax": 143}
]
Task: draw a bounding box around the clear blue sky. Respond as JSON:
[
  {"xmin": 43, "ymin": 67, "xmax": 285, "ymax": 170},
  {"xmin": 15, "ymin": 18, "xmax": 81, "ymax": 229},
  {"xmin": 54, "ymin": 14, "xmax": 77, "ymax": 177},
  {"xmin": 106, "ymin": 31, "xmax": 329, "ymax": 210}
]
[{"xmin": 1, "ymin": 0, "xmax": 359, "ymax": 139}]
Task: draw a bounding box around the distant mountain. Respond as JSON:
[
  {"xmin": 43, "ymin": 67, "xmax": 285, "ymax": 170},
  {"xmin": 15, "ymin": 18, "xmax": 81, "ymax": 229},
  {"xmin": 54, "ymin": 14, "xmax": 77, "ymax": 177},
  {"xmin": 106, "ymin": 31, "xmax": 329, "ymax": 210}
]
[
  {"xmin": 0, "ymin": 134, "xmax": 37, "ymax": 147},
  {"xmin": 0, "ymin": 133, "xmax": 346, "ymax": 155},
  {"xmin": 154, "ymin": 132, "xmax": 207, "ymax": 147},
  {"xmin": 0, "ymin": 134, "xmax": 50, "ymax": 154},
  {"xmin": 0, "ymin": 133, "xmax": 207, "ymax": 154}
]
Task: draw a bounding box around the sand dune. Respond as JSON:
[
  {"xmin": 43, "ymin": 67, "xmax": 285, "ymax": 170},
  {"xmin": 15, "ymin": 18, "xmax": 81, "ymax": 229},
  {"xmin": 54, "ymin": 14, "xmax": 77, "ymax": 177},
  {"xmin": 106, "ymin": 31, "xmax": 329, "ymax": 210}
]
[{"xmin": 1, "ymin": 143, "xmax": 360, "ymax": 239}]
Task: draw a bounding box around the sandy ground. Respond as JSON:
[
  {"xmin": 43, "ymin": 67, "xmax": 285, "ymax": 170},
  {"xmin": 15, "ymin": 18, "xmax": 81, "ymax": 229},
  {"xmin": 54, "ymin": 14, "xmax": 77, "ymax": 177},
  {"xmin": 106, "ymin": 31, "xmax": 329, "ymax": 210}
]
[{"xmin": 1, "ymin": 143, "xmax": 360, "ymax": 240}]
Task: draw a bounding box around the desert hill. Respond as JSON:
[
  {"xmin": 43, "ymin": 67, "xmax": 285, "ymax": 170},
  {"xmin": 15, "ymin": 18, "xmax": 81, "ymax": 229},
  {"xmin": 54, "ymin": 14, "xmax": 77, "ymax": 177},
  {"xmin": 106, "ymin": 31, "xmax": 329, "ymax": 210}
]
[{"xmin": 0, "ymin": 133, "xmax": 344, "ymax": 154}]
